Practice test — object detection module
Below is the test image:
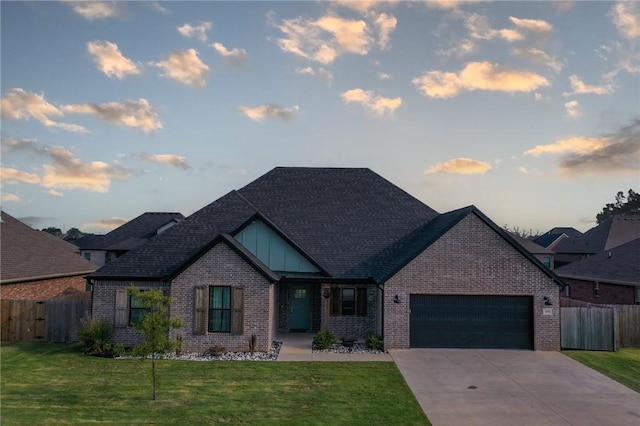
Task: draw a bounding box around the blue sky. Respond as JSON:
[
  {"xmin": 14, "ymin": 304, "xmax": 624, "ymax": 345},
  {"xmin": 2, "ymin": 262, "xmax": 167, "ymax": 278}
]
[{"xmin": 1, "ymin": 1, "xmax": 639, "ymax": 234}]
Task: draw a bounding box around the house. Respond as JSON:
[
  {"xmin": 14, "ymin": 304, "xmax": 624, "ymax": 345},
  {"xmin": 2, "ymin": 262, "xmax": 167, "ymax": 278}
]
[
  {"xmin": 556, "ymin": 238, "xmax": 640, "ymax": 305},
  {"xmin": 1, "ymin": 211, "xmax": 97, "ymax": 300},
  {"xmin": 89, "ymin": 167, "xmax": 564, "ymax": 352},
  {"xmin": 533, "ymin": 227, "xmax": 582, "ymax": 251},
  {"xmin": 73, "ymin": 212, "xmax": 184, "ymax": 266},
  {"xmin": 553, "ymin": 215, "xmax": 640, "ymax": 268},
  {"xmin": 510, "ymin": 233, "xmax": 555, "ymax": 270}
]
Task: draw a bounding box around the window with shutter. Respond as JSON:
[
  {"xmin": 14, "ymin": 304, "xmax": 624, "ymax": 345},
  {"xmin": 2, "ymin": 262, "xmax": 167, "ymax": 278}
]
[
  {"xmin": 356, "ymin": 288, "xmax": 367, "ymax": 317},
  {"xmin": 209, "ymin": 286, "xmax": 231, "ymax": 333},
  {"xmin": 115, "ymin": 288, "xmax": 129, "ymax": 327},
  {"xmin": 193, "ymin": 287, "xmax": 207, "ymax": 335}
]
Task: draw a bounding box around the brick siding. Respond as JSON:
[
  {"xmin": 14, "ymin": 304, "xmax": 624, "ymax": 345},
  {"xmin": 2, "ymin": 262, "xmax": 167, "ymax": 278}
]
[
  {"xmin": 1, "ymin": 275, "xmax": 87, "ymax": 300},
  {"xmin": 170, "ymin": 243, "xmax": 274, "ymax": 353},
  {"xmin": 564, "ymin": 277, "xmax": 636, "ymax": 305},
  {"xmin": 384, "ymin": 213, "xmax": 561, "ymax": 351}
]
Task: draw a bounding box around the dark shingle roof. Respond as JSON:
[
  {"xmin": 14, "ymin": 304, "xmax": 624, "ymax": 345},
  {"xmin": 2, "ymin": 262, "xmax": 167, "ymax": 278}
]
[
  {"xmin": 533, "ymin": 233, "xmax": 566, "ymax": 249},
  {"xmin": 554, "ymin": 215, "xmax": 640, "ymax": 255},
  {"xmin": 548, "ymin": 227, "xmax": 582, "ymax": 238},
  {"xmin": 1, "ymin": 211, "xmax": 97, "ymax": 283},
  {"xmin": 90, "ymin": 167, "xmax": 437, "ymax": 280},
  {"xmin": 511, "ymin": 234, "xmax": 554, "ymax": 255},
  {"xmin": 73, "ymin": 212, "xmax": 184, "ymax": 251},
  {"xmin": 555, "ymin": 238, "xmax": 640, "ymax": 285}
]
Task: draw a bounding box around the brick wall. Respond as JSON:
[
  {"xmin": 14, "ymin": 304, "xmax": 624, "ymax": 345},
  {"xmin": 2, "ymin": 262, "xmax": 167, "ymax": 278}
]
[
  {"xmin": 170, "ymin": 242, "xmax": 274, "ymax": 353},
  {"xmin": 384, "ymin": 213, "xmax": 561, "ymax": 351},
  {"xmin": 1, "ymin": 275, "xmax": 87, "ymax": 300},
  {"xmin": 91, "ymin": 280, "xmax": 167, "ymax": 347},
  {"xmin": 564, "ymin": 277, "xmax": 636, "ymax": 305}
]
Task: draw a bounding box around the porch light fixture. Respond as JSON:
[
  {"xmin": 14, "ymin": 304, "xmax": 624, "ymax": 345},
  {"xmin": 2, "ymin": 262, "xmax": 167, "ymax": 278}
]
[
  {"xmin": 323, "ymin": 289, "xmax": 331, "ymax": 299},
  {"xmin": 543, "ymin": 296, "xmax": 552, "ymax": 306},
  {"xmin": 393, "ymin": 294, "xmax": 401, "ymax": 304}
]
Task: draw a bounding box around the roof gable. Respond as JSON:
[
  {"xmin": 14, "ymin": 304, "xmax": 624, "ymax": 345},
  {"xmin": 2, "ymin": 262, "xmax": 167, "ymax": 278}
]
[
  {"xmin": 554, "ymin": 215, "xmax": 640, "ymax": 254},
  {"xmin": 1, "ymin": 211, "xmax": 96, "ymax": 283}
]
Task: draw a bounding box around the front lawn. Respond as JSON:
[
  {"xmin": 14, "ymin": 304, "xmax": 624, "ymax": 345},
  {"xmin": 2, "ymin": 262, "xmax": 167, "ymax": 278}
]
[
  {"xmin": 564, "ymin": 348, "xmax": 640, "ymax": 393},
  {"xmin": 1, "ymin": 342, "xmax": 429, "ymax": 425}
]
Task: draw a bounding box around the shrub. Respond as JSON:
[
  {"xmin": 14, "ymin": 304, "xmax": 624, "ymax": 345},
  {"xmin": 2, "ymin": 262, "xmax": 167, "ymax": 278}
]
[
  {"xmin": 365, "ymin": 333, "xmax": 384, "ymax": 351},
  {"xmin": 312, "ymin": 331, "xmax": 335, "ymax": 350},
  {"xmin": 209, "ymin": 344, "xmax": 226, "ymax": 356},
  {"xmin": 78, "ymin": 317, "xmax": 113, "ymax": 356},
  {"xmin": 248, "ymin": 334, "xmax": 257, "ymax": 355}
]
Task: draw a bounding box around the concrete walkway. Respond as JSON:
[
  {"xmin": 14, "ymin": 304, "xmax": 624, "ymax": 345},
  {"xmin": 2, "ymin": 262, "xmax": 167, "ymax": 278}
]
[
  {"xmin": 390, "ymin": 349, "xmax": 640, "ymax": 426},
  {"xmin": 276, "ymin": 332, "xmax": 393, "ymax": 361}
]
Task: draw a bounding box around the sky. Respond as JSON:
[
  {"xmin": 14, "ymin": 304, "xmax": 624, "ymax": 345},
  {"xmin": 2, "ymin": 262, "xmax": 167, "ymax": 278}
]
[{"xmin": 1, "ymin": 1, "xmax": 639, "ymax": 235}]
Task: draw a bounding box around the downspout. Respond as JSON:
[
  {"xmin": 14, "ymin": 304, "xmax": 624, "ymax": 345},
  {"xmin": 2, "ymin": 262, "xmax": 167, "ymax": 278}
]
[{"xmin": 377, "ymin": 283, "xmax": 385, "ymax": 340}]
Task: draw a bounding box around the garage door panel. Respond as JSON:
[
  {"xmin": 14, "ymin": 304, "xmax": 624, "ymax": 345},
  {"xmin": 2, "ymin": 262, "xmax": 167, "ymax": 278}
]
[{"xmin": 410, "ymin": 295, "xmax": 533, "ymax": 349}]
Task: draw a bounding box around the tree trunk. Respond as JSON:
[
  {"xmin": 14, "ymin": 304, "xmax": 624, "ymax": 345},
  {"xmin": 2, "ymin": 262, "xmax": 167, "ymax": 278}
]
[{"xmin": 152, "ymin": 357, "xmax": 156, "ymax": 401}]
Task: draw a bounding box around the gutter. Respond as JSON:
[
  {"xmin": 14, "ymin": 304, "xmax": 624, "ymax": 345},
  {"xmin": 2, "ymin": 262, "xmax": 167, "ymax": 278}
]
[
  {"xmin": 557, "ymin": 274, "xmax": 640, "ymax": 288},
  {"xmin": 1, "ymin": 270, "xmax": 97, "ymax": 285}
]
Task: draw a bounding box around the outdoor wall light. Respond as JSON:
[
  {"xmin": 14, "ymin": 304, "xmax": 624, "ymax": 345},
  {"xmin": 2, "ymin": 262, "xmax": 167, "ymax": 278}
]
[
  {"xmin": 544, "ymin": 296, "xmax": 552, "ymax": 306},
  {"xmin": 393, "ymin": 294, "xmax": 401, "ymax": 304},
  {"xmin": 323, "ymin": 289, "xmax": 331, "ymax": 299}
]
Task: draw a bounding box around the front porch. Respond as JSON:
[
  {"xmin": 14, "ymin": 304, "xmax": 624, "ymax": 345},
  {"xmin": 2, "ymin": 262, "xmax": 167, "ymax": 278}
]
[
  {"xmin": 275, "ymin": 331, "xmax": 392, "ymax": 361},
  {"xmin": 276, "ymin": 281, "xmax": 381, "ymax": 339}
]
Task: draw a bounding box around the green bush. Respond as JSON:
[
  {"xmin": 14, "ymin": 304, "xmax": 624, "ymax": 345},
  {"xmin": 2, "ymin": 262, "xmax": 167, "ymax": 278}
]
[
  {"xmin": 312, "ymin": 331, "xmax": 335, "ymax": 350},
  {"xmin": 365, "ymin": 333, "xmax": 384, "ymax": 351},
  {"xmin": 78, "ymin": 317, "xmax": 114, "ymax": 356}
]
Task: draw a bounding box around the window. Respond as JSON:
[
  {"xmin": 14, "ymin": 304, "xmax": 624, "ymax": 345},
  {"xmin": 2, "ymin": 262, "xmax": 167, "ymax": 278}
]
[
  {"xmin": 209, "ymin": 287, "xmax": 231, "ymax": 333},
  {"xmin": 593, "ymin": 282, "xmax": 600, "ymax": 298},
  {"xmin": 635, "ymin": 288, "xmax": 640, "ymax": 305},
  {"xmin": 330, "ymin": 287, "xmax": 367, "ymax": 317},
  {"xmin": 129, "ymin": 293, "xmax": 149, "ymax": 326},
  {"xmin": 543, "ymin": 256, "xmax": 551, "ymax": 268},
  {"xmin": 83, "ymin": 252, "xmax": 91, "ymax": 261},
  {"xmin": 105, "ymin": 252, "xmax": 115, "ymax": 263}
]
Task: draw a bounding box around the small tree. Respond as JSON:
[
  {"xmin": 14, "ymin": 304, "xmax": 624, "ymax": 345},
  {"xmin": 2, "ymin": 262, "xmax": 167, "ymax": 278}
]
[{"xmin": 129, "ymin": 287, "xmax": 183, "ymax": 400}]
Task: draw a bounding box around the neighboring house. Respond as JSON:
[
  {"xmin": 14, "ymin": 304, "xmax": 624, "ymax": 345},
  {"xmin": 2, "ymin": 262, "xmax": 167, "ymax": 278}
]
[
  {"xmin": 73, "ymin": 212, "xmax": 184, "ymax": 266},
  {"xmin": 556, "ymin": 238, "xmax": 640, "ymax": 305},
  {"xmin": 553, "ymin": 215, "xmax": 640, "ymax": 268},
  {"xmin": 533, "ymin": 227, "xmax": 582, "ymax": 251},
  {"xmin": 1, "ymin": 211, "xmax": 97, "ymax": 300},
  {"xmin": 89, "ymin": 167, "xmax": 564, "ymax": 352},
  {"xmin": 511, "ymin": 234, "xmax": 555, "ymax": 270}
]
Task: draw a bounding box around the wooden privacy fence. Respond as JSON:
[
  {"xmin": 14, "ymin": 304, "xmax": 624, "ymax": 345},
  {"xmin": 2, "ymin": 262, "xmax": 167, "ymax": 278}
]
[
  {"xmin": 561, "ymin": 306, "xmax": 617, "ymax": 351},
  {"xmin": 561, "ymin": 298, "xmax": 640, "ymax": 349},
  {"xmin": 1, "ymin": 298, "xmax": 91, "ymax": 343}
]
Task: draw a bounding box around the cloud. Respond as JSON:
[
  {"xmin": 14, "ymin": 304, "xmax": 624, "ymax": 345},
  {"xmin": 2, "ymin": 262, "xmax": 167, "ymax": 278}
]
[
  {"xmin": 525, "ymin": 136, "xmax": 608, "ymax": 156},
  {"xmin": 517, "ymin": 166, "xmax": 542, "ymax": 175},
  {"xmin": 271, "ymin": 13, "xmax": 373, "ymax": 64},
  {"xmin": 412, "ymin": 62, "xmax": 549, "ymax": 99},
  {"xmin": 436, "ymin": 39, "xmax": 477, "ymax": 58},
  {"xmin": 464, "ymin": 13, "xmax": 525, "ymax": 42},
  {"xmin": 48, "ymin": 189, "xmax": 63, "ymax": 197},
  {"xmin": 563, "ymin": 75, "xmax": 614, "ymax": 96},
  {"xmin": 63, "ymin": 99, "xmax": 162, "ymax": 134},
  {"xmin": 295, "ymin": 66, "xmax": 334, "ymax": 85},
  {"xmin": 511, "ymin": 47, "xmax": 562, "ymax": 73},
  {"xmin": 150, "ymin": 2, "xmax": 171, "ymax": 14},
  {"xmin": 64, "ymin": 1, "xmax": 119, "ymax": 20},
  {"xmin": 238, "ymin": 104, "xmax": 299, "ymax": 122},
  {"xmin": 378, "ymin": 72, "xmax": 392, "ymax": 80},
  {"xmin": 334, "ymin": 0, "xmax": 400, "ymax": 12},
  {"xmin": 341, "ymin": 88, "xmax": 402, "ymax": 116},
  {"xmin": 177, "ymin": 22, "xmax": 212, "ymax": 42},
  {"xmin": 1, "ymin": 167, "xmax": 41, "ymax": 184},
  {"xmin": 211, "ymin": 42, "xmax": 248, "ymax": 67},
  {"xmin": 564, "ymin": 100, "xmax": 580, "ymax": 119},
  {"xmin": 557, "ymin": 120, "xmax": 640, "ymax": 175},
  {"xmin": 426, "ymin": 0, "xmax": 485, "ymax": 9},
  {"xmin": 425, "ymin": 158, "xmax": 493, "ymax": 174},
  {"xmin": 87, "ymin": 41, "xmax": 141, "ymax": 79},
  {"xmin": 152, "ymin": 49, "xmax": 209, "ymax": 87},
  {"xmin": 0, "ymin": 88, "xmax": 88, "ymax": 133},
  {"xmin": 374, "ymin": 13, "xmax": 397, "ymax": 49},
  {"xmin": 85, "ymin": 217, "xmax": 128, "ymax": 230},
  {"xmin": 611, "ymin": 1, "xmax": 640, "ymax": 39},
  {"xmin": 1, "ymin": 140, "xmax": 132, "ymax": 193},
  {"xmin": 534, "ymin": 92, "xmax": 548, "ymax": 101},
  {"xmin": 1, "ymin": 192, "xmax": 20, "ymax": 203},
  {"xmin": 140, "ymin": 154, "xmax": 190, "ymax": 170},
  {"xmin": 509, "ymin": 17, "xmax": 553, "ymax": 33}
]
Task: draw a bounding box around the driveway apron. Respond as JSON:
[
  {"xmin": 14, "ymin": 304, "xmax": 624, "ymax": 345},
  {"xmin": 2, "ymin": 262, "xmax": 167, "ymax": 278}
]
[{"xmin": 390, "ymin": 349, "xmax": 640, "ymax": 426}]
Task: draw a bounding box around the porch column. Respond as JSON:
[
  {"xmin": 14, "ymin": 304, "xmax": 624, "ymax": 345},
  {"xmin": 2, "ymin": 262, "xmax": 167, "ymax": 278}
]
[{"xmin": 322, "ymin": 283, "xmax": 331, "ymax": 331}]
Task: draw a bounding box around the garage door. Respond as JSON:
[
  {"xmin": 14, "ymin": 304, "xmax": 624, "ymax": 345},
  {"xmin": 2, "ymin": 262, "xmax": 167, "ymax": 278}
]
[{"xmin": 410, "ymin": 295, "xmax": 533, "ymax": 349}]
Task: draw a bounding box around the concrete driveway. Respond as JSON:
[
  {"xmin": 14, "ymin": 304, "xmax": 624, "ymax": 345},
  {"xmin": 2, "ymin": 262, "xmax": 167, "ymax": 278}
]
[{"xmin": 390, "ymin": 349, "xmax": 640, "ymax": 426}]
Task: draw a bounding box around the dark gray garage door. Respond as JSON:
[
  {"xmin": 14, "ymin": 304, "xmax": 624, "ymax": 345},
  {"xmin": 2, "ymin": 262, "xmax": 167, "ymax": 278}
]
[{"xmin": 410, "ymin": 295, "xmax": 533, "ymax": 349}]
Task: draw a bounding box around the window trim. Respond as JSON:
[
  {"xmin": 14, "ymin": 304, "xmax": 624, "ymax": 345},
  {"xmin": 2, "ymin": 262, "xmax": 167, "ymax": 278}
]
[
  {"xmin": 209, "ymin": 286, "xmax": 232, "ymax": 333},
  {"xmin": 129, "ymin": 293, "xmax": 150, "ymax": 326},
  {"xmin": 593, "ymin": 281, "xmax": 600, "ymax": 298},
  {"xmin": 330, "ymin": 287, "xmax": 367, "ymax": 317}
]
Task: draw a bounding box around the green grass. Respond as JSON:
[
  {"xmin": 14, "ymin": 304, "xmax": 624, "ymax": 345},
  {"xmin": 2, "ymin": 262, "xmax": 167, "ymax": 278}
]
[
  {"xmin": 1, "ymin": 342, "xmax": 429, "ymax": 425},
  {"xmin": 564, "ymin": 348, "xmax": 640, "ymax": 393}
]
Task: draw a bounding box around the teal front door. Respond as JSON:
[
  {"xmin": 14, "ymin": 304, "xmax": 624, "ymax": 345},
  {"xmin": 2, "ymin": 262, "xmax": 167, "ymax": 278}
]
[{"xmin": 289, "ymin": 284, "xmax": 310, "ymax": 330}]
